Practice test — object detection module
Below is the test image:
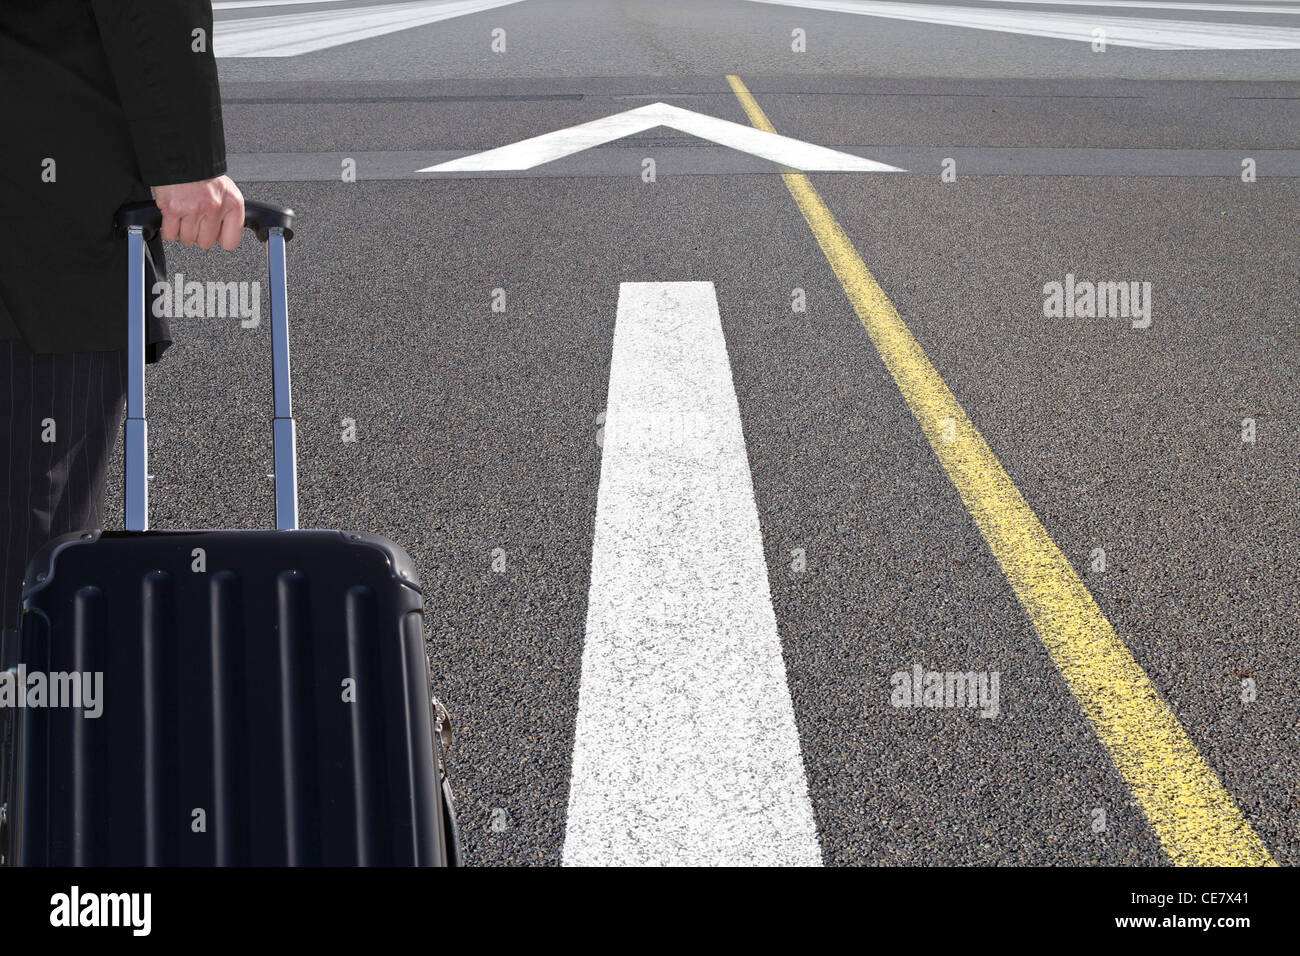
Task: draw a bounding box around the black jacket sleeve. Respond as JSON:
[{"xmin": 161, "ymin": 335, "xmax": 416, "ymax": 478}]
[{"xmin": 89, "ymin": 0, "xmax": 227, "ymax": 187}]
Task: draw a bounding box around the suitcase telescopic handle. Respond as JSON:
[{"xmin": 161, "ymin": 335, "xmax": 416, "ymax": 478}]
[{"xmin": 114, "ymin": 199, "xmax": 299, "ymax": 533}]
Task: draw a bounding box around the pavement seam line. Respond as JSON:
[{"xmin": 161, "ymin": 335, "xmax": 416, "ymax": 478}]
[{"xmin": 724, "ymin": 73, "xmax": 1276, "ymax": 867}]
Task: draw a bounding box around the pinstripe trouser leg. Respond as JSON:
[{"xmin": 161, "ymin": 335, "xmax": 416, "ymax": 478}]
[{"xmin": 1, "ymin": 338, "xmax": 128, "ymax": 631}]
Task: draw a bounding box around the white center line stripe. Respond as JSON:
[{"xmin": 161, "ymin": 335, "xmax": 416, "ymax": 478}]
[{"xmin": 562, "ymin": 282, "xmax": 822, "ymax": 867}]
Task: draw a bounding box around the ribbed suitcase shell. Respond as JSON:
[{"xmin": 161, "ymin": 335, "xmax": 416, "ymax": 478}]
[{"xmin": 2, "ymin": 528, "xmax": 449, "ymax": 866}]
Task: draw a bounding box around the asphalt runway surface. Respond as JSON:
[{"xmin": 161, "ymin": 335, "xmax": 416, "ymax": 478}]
[{"xmin": 100, "ymin": 0, "xmax": 1300, "ymax": 865}]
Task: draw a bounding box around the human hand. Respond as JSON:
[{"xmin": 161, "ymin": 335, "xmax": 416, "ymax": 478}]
[{"xmin": 152, "ymin": 175, "xmax": 245, "ymax": 250}]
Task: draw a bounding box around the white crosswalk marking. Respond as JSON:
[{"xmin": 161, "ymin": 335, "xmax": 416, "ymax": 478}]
[
  {"xmin": 975, "ymin": 0, "xmax": 1300, "ymax": 13},
  {"xmin": 213, "ymin": 0, "xmax": 528, "ymax": 57},
  {"xmin": 741, "ymin": 0, "xmax": 1300, "ymax": 49},
  {"xmin": 213, "ymin": 0, "xmax": 359, "ymax": 10},
  {"xmin": 562, "ymin": 282, "xmax": 822, "ymax": 867}
]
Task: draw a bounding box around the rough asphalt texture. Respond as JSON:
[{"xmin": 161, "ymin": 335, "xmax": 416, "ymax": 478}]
[{"xmin": 97, "ymin": 0, "xmax": 1300, "ymax": 864}]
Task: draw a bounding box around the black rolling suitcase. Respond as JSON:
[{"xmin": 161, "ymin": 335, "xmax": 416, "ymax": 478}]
[{"xmin": 0, "ymin": 201, "xmax": 460, "ymax": 866}]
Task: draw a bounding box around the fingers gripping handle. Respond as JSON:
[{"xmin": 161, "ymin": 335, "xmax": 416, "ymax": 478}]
[
  {"xmin": 114, "ymin": 199, "xmax": 295, "ymax": 243},
  {"xmin": 120, "ymin": 200, "xmax": 298, "ymax": 532}
]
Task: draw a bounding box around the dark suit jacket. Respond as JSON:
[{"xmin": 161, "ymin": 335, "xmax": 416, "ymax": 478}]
[{"xmin": 0, "ymin": 0, "xmax": 227, "ymax": 362}]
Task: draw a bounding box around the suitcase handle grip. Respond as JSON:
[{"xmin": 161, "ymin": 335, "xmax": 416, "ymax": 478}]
[
  {"xmin": 118, "ymin": 199, "xmax": 299, "ymax": 533},
  {"xmin": 113, "ymin": 199, "xmax": 295, "ymax": 243}
]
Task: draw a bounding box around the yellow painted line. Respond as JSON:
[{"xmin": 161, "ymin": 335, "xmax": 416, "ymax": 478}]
[{"xmin": 726, "ymin": 74, "xmax": 1275, "ymax": 867}]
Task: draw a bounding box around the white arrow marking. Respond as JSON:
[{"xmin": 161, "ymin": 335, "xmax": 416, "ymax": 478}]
[
  {"xmin": 419, "ymin": 103, "xmax": 904, "ymax": 173},
  {"xmin": 563, "ymin": 282, "xmax": 822, "ymax": 866}
]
